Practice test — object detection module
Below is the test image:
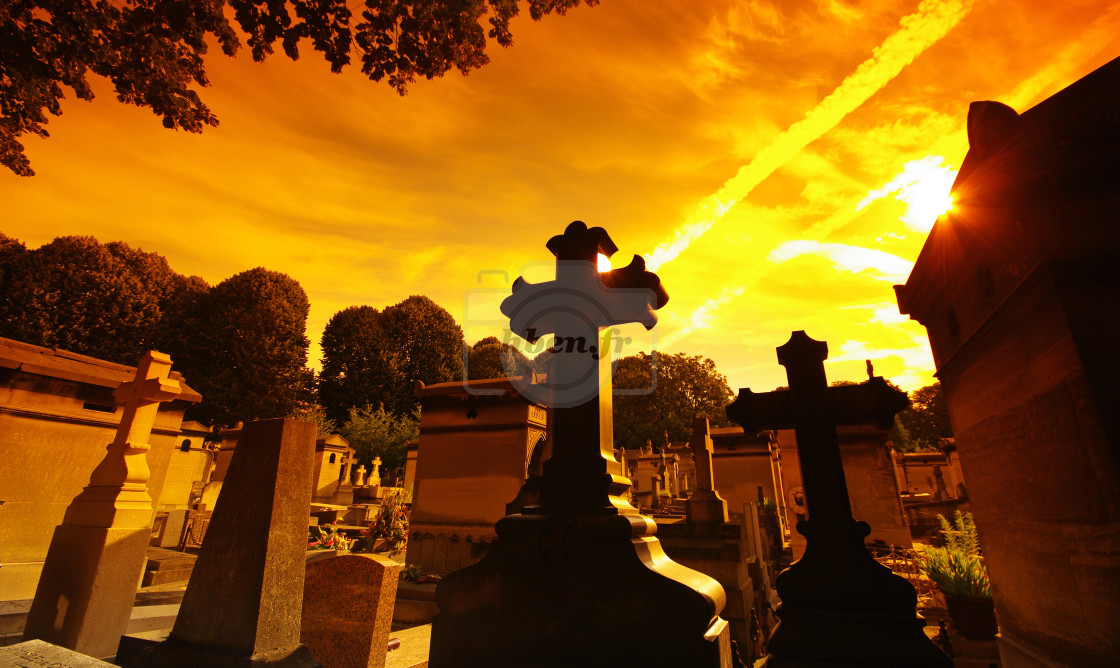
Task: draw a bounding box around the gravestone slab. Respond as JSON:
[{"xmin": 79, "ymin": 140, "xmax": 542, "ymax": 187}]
[
  {"xmin": 301, "ymin": 554, "xmax": 401, "ymax": 668},
  {"xmin": 143, "ymin": 419, "xmax": 320, "ymax": 667},
  {"xmin": 0, "ymin": 639, "xmax": 114, "ymax": 667}
]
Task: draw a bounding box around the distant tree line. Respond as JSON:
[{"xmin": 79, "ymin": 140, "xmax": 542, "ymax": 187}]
[
  {"xmin": 0, "ymin": 234, "xmax": 312, "ymax": 425},
  {"xmin": 0, "ymin": 233, "xmax": 746, "ymax": 472}
]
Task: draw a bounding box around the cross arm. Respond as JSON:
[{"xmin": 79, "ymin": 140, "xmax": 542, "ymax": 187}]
[{"xmin": 726, "ymin": 376, "xmax": 910, "ymax": 434}]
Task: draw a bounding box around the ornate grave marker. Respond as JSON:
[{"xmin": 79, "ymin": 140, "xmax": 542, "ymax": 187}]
[
  {"xmin": 143, "ymin": 419, "xmax": 319, "ymax": 667},
  {"xmin": 429, "ymin": 221, "xmax": 729, "ymax": 667},
  {"xmin": 24, "ymin": 351, "xmax": 181, "ymax": 658},
  {"xmin": 727, "ymin": 331, "xmax": 951, "ymax": 666}
]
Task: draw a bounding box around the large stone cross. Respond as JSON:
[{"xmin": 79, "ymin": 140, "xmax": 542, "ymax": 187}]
[
  {"xmin": 500, "ymin": 220, "xmax": 668, "ymax": 508},
  {"xmin": 66, "ymin": 350, "xmax": 182, "ymax": 528},
  {"xmin": 25, "ymin": 351, "xmax": 183, "ymax": 658},
  {"xmin": 726, "ymin": 331, "xmax": 950, "ymax": 667}
]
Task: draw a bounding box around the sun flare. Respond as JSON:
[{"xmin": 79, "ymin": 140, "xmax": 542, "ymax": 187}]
[{"xmin": 858, "ymin": 155, "xmax": 958, "ymax": 232}]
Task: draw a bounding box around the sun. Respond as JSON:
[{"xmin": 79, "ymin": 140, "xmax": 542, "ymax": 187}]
[
  {"xmin": 597, "ymin": 253, "xmax": 612, "ymax": 272},
  {"xmin": 895, "ymin": 157, "xmax": 957, "ymax": 232},
  {"xmin": 857, "ymin": 155, "xmax": 958, "ymax": 233}
]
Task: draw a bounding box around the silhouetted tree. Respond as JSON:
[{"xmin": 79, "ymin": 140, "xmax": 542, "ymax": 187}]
[
  {"xmin": 378, "ymin": 295, "xmax": 465, "ymax": 413},
  {"xmin": 612, "ymin": 351, "xmax": 734, "ymax": 450},
  {"xmin": 467, "ymin": 335, "xmax": 534, "ymax": 380},
  {"xmin": 2, "ymin": 0, "xmax": 598, "ymax": 176},
  {"xmin": 318, "ymin": 305, "xmax": 398, "ymax": 425},
  {"xmin": 288, "ymin": 402, "xmax": 338, "ymax": 437},
  {"xmin": 319, "ymin": 295, "xmax": 465, "ymax": 420},
  {"xmin": 893, "ymin": 382, "xmax": 953, "ymax": 452},
  {"xmin": 175, "ymin": 267, "xmax": 313, "ymax": 425},
  {"xmin": 0, "ymin": 235, "xmax": 195, "ymax": 364},
  {"xmin": 0, "ymin": 233, "xmax": 27, "ymax": 290}
]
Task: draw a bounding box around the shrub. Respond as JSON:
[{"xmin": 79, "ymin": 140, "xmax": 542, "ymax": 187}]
[{"xmin": 920, "ymin": 511, "xmax": 991, "ymax": 599}]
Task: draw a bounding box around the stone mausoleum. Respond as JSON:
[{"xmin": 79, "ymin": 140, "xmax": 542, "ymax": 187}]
[{"xmin": 897, "ymin": 56, "xmax": 1120, "ymax": 666}]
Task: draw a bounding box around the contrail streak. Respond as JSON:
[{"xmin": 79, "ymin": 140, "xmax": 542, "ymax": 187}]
[{"xmin": 644, "ymin": 0, "xmax": 974, "ymax": 271}]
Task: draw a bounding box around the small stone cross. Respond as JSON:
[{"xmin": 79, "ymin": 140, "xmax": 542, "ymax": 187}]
[
  {"xmin": 685, "ymin": 416, "xmax": 728, "ymax": 523},
  {"xmin": 689, "ymin": 416, "xmax": 717, "ymax": 493}
]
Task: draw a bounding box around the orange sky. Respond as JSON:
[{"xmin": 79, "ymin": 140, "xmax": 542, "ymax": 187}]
[{"xmin": 2, "ymin": 0, "xmax": 1117, "ymax": 394}]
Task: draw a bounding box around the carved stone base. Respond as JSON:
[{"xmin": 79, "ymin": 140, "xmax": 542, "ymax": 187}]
[
  {"xmin": 761, "ymin": 519, "xmax": 951, "ymax": 667},
  {"xmin": 429, "ymin": 511, "xmax": 730, "ymax": 668},
  {"xmin": 23, "ymin": 523, "xmax": 151, "ymax": 659}
]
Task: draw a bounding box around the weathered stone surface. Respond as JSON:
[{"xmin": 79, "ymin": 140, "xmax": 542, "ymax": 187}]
[
  {"xmin": 301, "ymin": 554, "xmax": 400, "ymax": 668},
  {"xmin": 144, "ymin": 418, "xmax": 319, "ymax": 667},
  {"xmin": 896, "ymin": 57, "xmax": 1120, "ymax": 666},
  {"xmin": 0, "ymin": 639, "xmax": 115, "ymax": 667}
]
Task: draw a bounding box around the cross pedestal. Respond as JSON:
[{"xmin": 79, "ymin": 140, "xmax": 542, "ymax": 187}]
[
  {"xmin": 727, "ymin": 332, "xmax": 951, "ymax": 667},
  {"xmin": 24, "ymin": 351, "xmax": 182, "ymax": 658},
  {"xmin": 429, "ymin": 222, "xmax": 729, "ymax": 667}
]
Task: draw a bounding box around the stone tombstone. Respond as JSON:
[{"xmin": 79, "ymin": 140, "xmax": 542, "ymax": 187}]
[
  {"xmin": 727, "ymin": 332, "xmax": 949, "ymax": 667},
  {"xmin": 355, "ymin": 465, "xmax": 367, "ymax": 487},
  {"xmin": 406, "ymin": 375, "xmax": 549, "ymax": 575},
  {"xmin": 143, "ymin": 418, "xmax": 319, "ymax": 667},
  {"xmin": 369, "ymin": 457, "xmax": 382, "ymax": 487},
  {"xmin": 429, "ymin": 222, "xmax": 729, "ymax": 667},
  {"xmin": 23, "ymin": 351, "xmax": 182, "ymax": 659},
  {"xmin": 301, "ymin": 554, "xmax": 401, "ymax": 668}
]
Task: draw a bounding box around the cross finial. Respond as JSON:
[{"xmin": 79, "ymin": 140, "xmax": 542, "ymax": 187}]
[{"xmin": 545, "ymin": 220, "xmax": 618, "ymax": 262}]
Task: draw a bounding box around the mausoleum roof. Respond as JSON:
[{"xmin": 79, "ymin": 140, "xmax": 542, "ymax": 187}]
[
  {"xmin": 413, "ymin": 375, "xmax": 546, "ymax": 402},
  {"xmin": 0, "ymin": 336, "xmax": 202, "ymax": 402}
]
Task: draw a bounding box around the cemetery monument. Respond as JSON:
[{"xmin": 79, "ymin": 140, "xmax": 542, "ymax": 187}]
[
  {"xmin": 428, "ymin": 221, "xmax": 730, "ymax": 667},
  {"xmin": 727, "ymin": 331, "xmax": 951, "ymax": 667},
  {"xmin": 23, "ymin": 351, "xmax": 182, "ymax": 659}
]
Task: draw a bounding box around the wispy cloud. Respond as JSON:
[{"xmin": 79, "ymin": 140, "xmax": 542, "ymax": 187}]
[
  {"xmin": 645, "ymin": 0, "xmax": 975, "ymax": 270},
  {"xmin": 768, "ymin": 240, "xmax": 914, "ymax": 282}
]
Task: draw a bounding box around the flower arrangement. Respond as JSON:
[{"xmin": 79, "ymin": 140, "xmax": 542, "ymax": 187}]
[
  {"xmin": 355, "ymin": 488, "xmax": 411, "ymax": 553},
  {"xmin": 919, "ymin": 511, "xmax": 991, "ymax": 599},
  {"xmin": 308, "ymin": 522, "xmax": 353, "ymax": 551}
]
